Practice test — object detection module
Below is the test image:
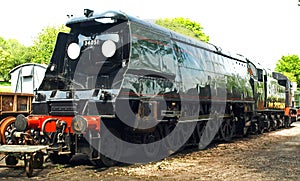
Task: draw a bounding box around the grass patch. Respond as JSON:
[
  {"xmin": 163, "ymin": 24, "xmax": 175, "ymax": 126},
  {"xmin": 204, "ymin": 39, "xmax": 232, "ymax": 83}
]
[{"xmin": 0, "ymin": 82, "xmax": 10, "ymax": 86}]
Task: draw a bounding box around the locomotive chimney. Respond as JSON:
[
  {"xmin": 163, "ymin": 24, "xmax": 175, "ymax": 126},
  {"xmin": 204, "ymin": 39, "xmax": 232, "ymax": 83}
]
[{"xmin": 84, "ymin": 9, "xmax": 94, "ymax": 17}]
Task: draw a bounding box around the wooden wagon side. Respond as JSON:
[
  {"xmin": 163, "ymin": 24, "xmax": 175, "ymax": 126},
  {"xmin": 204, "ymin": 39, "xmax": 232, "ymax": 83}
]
[
  {"xmin": 0, "ymin": 92, "xmax": 33, "ymax": 120},
  {"xmin": 0, "ymin": 92, "xmax": 34, "ymax": 144}
]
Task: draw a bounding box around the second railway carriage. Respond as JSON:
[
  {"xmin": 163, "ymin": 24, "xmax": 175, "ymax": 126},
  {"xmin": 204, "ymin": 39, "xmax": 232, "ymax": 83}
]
[{"xmin": 247, "ymin": 61, "xmax": 296, "ymax": 133}]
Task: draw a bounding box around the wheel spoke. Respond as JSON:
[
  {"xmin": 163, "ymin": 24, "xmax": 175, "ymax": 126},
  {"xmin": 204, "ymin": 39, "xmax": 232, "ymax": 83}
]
[
  {"xmin": 0, "ymin": 117, "xmax": 16, "ymax": 144},
  {"xmin": 220, "ymin": 119, "xmax": 234, "ymax": 142}
]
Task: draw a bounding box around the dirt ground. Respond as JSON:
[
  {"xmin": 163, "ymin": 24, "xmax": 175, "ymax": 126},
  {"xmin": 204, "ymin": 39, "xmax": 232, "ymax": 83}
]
[{"xmin": 1, "ymin": 122, "xmax": 300, "ymax": 180}]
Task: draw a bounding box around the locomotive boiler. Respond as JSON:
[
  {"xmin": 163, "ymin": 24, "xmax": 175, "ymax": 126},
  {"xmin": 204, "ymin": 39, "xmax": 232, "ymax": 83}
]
[{"xmin": 1, "ymin": 9, "xmax": 296, "ymax": 167}]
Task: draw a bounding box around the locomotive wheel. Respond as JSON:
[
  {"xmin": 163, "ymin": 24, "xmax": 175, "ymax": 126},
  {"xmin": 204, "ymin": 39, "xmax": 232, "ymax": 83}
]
[
  {"xmin": 164, "ymin": 124, "xmax": 185, "ymax": 153},
  {"xmin": 265, "ymin": 119, "xmax": 271, "ymax": 132},
  {"xmin": 199, "ymin": 120, "xmax": 218, "ymax": 150},
  {"xmin": 0, "ymin": 117, "xmax": 16, "ymax": 144},
  {"xmin": 0, "ymin": 116, "xmax": 14, "ymax": 128},
  {"xmin": 32, "ymin": 152, "xmax": 44, "ymax": 169},
  {"xmin": 257, "ymin": 119, "xmax": 264, "ymax": 134},
  {"xmin": 275, "ymin": 118, "xmax": 282, "ymax": 128},
  {"xmin": 196, "ymin": 122, "xmax": 205, "ymax": 142},
  {"xmin": 25, "ymin": 158, "xmax": 33, "ymax": 177},
  {"xmin": 143, "ymin": 127, "xmax": 162, "ymax": 158},
  {"xmin": 180, "ymin": 122, "xmax": 194, "ymax": 143},
  {"xmin": 270, "ymin": 119, "xmax": 277, "ymax": 131},
  {"xmin": 220, "ymin": 119, "xmax": 234, "ymax": 142},
  {"xmin": 100, "ymin": 129, "xmax": 122, "ymax": 167},
  {"xmin": 5, "ymin": 155, "xmax": 18, "ymax": 166},
  {"xmin": 161, "ymin": 124, "xmax": 173, "ymax": 154}
]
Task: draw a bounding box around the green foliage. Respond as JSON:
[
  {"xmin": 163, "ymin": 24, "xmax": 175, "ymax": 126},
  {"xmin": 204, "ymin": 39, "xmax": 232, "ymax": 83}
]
[
  {"xmin": 0, "ymin": 47, "xmax": 10, "ymax": 81},
  {"xmin": 282, "ymin": 72, "xmax": 297, "ymax": 82},
  {"xmin": 0, "ymin": 38, "xmax": 32, "ymax": 81},
  {"xmin": 30, "ymin": 25, "xmax": 69, "ymax": 64},
  {"xmin": 275, "ymin": 54, "xmax": 300, "ymax": 88},
  {"xmin": 155, "ymin": 17, "xmax": 209, "ymax": 42},
  {"xmin": 0, "ymin": 81, "xmax": 10, "ymax": 86}
]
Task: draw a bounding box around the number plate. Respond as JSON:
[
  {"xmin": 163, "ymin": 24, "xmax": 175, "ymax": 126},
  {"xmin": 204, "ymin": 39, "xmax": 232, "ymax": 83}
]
[{"xmin": 83, "ymin": 39, "xmax": 100, "ymax": 46}]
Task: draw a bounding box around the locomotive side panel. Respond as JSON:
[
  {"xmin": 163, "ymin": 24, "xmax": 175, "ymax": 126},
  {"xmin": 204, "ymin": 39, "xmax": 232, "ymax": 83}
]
[
  {"xmin": 120, "ymin": 18, "xmax": 256, "ymax": 144},
  {"xmin": 247, "ymin": 62, "xmax": 265, "ymax": 111},
  {"xmin": 265, "ymin": 71, "xmax": 285, "ymax": 110}
]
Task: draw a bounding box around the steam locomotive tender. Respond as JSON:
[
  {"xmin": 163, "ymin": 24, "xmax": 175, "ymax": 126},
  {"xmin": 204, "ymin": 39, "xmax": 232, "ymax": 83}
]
[{"xmin": 10, "ymin": 9, "xmax": 296, "ymax": 166}]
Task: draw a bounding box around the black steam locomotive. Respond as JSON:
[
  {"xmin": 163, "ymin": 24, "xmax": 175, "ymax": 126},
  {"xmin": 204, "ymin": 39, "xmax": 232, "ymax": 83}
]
[{"xmin": 2, "ymin": 9, "xmax": 296, "ymax": 166}]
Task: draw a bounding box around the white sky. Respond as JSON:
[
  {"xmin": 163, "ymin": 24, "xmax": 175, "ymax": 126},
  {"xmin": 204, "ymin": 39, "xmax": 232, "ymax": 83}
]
[{"xmin": 1, "ymin": 0, "xmax": 300, "ymax": 70}]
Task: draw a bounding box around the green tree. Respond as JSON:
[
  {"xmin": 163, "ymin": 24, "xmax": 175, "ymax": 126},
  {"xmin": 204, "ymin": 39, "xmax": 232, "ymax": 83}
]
[
  {"xmin": 0, "ymin": 38, "xmax": 32, "ymax": 81},
  {"xmin": 155, "ymin": 17, "xmax": 209, "ymax": 42},
  {"xmin": 0, "ymin": 47, "xmax": 11, "ymax": 81},
  {"xmin": 30, "ymin": 25, "xmax": 69, "ymax": 64},
  {"xmin": 275, "ymin": 54, "xmax": 300, "ymax": 88}
]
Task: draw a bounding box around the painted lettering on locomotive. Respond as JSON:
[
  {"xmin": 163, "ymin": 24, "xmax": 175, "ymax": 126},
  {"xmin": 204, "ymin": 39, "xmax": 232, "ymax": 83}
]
[{"xmin": 0, "ymin": 9, "xmax": 296, "ymax": 167}]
